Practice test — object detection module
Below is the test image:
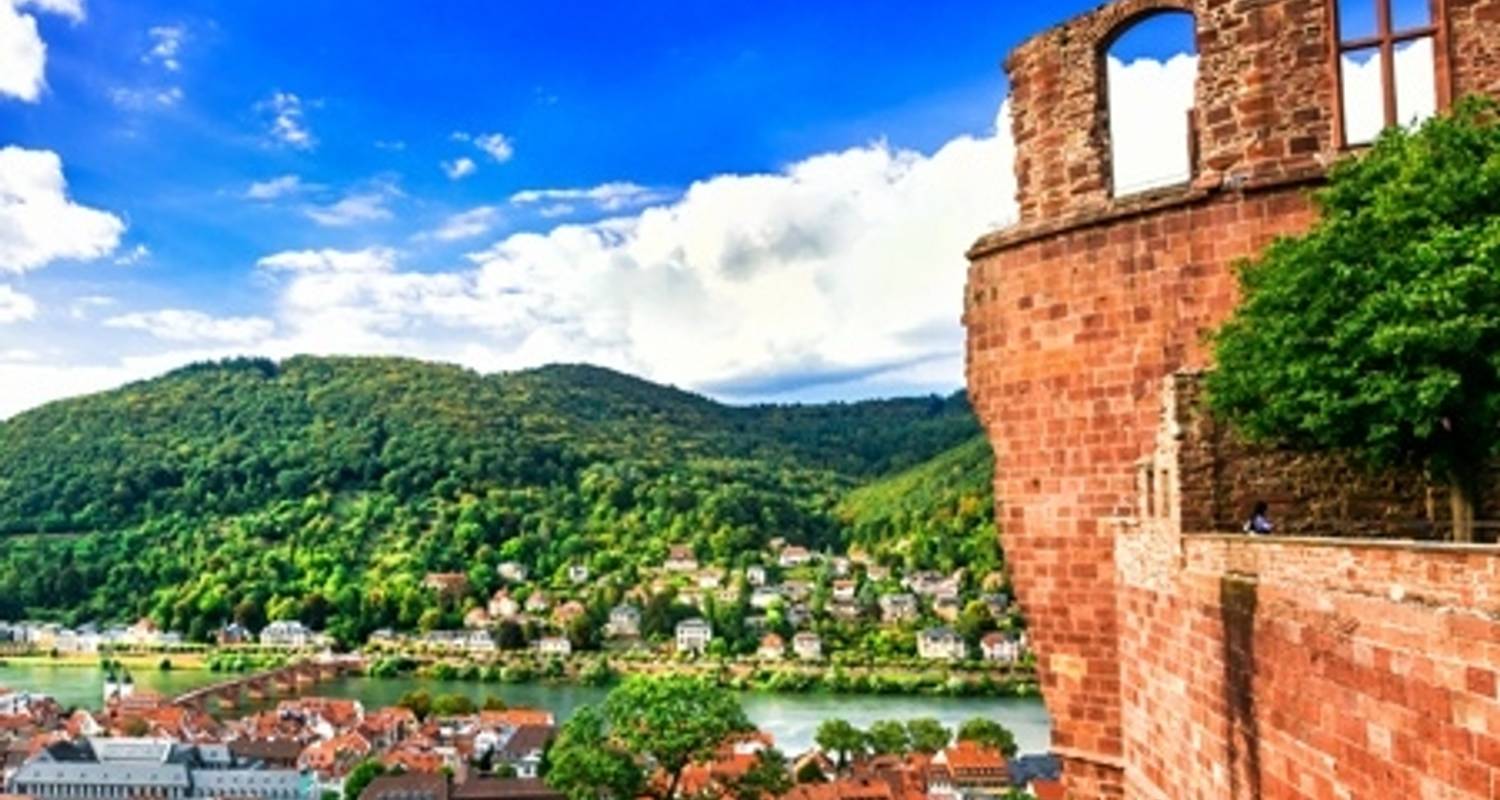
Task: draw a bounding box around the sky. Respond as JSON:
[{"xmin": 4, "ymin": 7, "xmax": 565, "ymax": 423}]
[{"xmin": 0, "ymin": 1, "xmax": 1206, "ymax": 417}]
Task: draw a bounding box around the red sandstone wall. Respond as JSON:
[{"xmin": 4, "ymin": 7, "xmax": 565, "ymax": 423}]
[{"xmin": 966, "ymin": 1, "xmax": 1500, "ymax": 798}]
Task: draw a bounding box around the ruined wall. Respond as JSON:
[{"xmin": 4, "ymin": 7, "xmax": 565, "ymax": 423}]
[{"xmin": 965, "ymin": 1, "xmax": 1500, "ymax": 797}]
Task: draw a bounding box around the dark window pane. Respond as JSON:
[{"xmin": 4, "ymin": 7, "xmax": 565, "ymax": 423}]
[
  {"xmin": 1341, "ymin": 46, "xmax": 1384, "ymax": 145},
  {"xmin": 1391, "ymin": 0, "xmax": 1434, "ymax": 32},
  {"xmin": 1394, "ymin": 36, "xmax": 1437, "ymax": 127},
  {"xmin": 1338, "ymin": 0, "xmax": 1379, "ymax": 42}
]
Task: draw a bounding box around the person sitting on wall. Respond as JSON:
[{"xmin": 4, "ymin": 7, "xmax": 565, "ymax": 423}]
[{"xmin": 1243, "ymin": 501, "xmax": 1273, "ymax": 535}]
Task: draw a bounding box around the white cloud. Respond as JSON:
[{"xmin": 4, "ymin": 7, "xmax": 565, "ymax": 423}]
[
  {"xmin": 104, "ymin": 308, "xmax": 274, "ymax": 344},
  {"xmin": 428, "ymin": 206, "xmax": 500, "ymax": 242},
  {"xmin": 1342, "ymin": 37, "xmax": 1436, "ymax": 145},
  {"xmin": 113, "ymin": 243, "xmax": 149, "ymax": 265},
  {"xmin": 510, "ymin": 181, "xmax": 667, "ymax": 213},
  {"xmin": 0, "ymin": 0, "xmax": 83, "ymax": 103},
  {"xmin": 1108, "ymin": 53, "xmax": 1197, "ymax": 195},
  {"xmin": 143, "ymin": 23, "xmax": 184, "ymax": 71},
  {"xmin": 453, "ymin": 131, "xmax": 514, "ymax": 164},
  {"xmin": 0, "ymin": 146, "xmax": 124, "ymax": 273},
  {"xmin": 108, "ymin": 85, "xmax": 182, "ymax": 110},
  {"xmin": 258, "ymin": 91, "xmax": 314, "ymax": 150},
  {"xmin": 257, "ymin": 246, "xmax": 397, "ymax": 273},
  {"xmin": 245, "ymin": 174, "xmax": 306, "ymax": 200},
  {"xmin": 68, "ymin": 293, "xmax": 113, "ymax": 318},
  {"xmin": 0, "ymin": 284, "xmax": 37, "ymax": 322},
  {"xmin": 304, "ymin": 185, "xmax": 397, "ymax": 227},
  {"xmin": 441, "ymin": 156, "xmax": 476, "ymax": 180}
]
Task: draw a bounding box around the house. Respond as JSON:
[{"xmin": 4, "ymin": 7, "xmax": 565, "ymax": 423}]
[
  {"xmin": 981, "ymin": 593, "xmax": 1011, "ymax": 619},
  {"xmin": 831, "ymin": 557, "xmax": 852, "ymax": 577},
  {"xmin": 497, "ymin": 562, "xmax": 528, "ymax": 583},
  {"xmin": 829, "ymin": 601, "xmax": 863, "ymax": 622},
  {"xmin": 750, "ymin": 587, "xmax": 782, "ymax": 610},
  {"xmin": 524, "ymin": 593, "xmax": 551, "ymax": 615},
  {"xmin": 918, "ymin": 628, "xmax": 968, "ymax": 661},
  {"xmin": 878, "ymin": 593, "xmax": 919, "ymax": 623},
  {"xmin": 494, "ymin": 724, "xmax": 554, "ymax": 778},
  {"xmin": 552, "ymin": 601, "xmax": 586, "ymax": 626},
  {"xmin": 786, "ymin": 604, "xmax": 812, "ymax": 627},
  {"xmin": 928, "ymin": 741, "xmax": 1010, "ymax": 799},
  {"xmin": 866, "ymin": 564, "xmax": 891, "ymax": 582},
  {"xmin": 463, "ymin": 607, "xmax": 492, "ymax": 630},
  {"xmin": 423, "ymin": 573, "xmax": 470, "ymax": 599},
  {"xmin": 216, "ymin": 623, "xmax": 251, "ymax": 645},
  {"xmin": 300, "ymin": 730, "xmax": 374, "ymax": 778},
  {"xmin": 675, "ymin": 618, "xmax": 713, "ymax": 654},
  {"xmin": 757, "ymin": 633, "xmax": 785, "ymax": 660},
  {"xmin": 782, "ymin": 580, "xmax": 812, "ymax": 602},
  {"xmin": 260, "ymin": 620, "xmax": 316, "ymax": 649},
  {"xmin": 778, "ymin": 545, "xmax": 812, "ymax": 568},
  {"xmin": 832, "ymin": 580, "xmax": 858, "ymax": 602},
  {"xmin": 463, "ymin": 629, "xmax": 496, "ymax": 652},
  {"xmin": 369, "ymin": 628, "xmax": 404, "ymax": 648},
  {"xmin": 792, "ymin": 632, "xmax": 822, "ymax": 661},
  {"xmin": 567, "ymin": 564, "xmax": 590, "ymax": 584},
  {"xmin": 746, "ymin": 565, "xmax": 768, "ymax": 587},
  {"xmin": 606, "ymin": 605, "xmax": 640, "ymax": 638},
  {"xmin": 696, "ymin": 569, "xmax": 724, "ymax": 590},
  {"xmin": 665, "ymin": 546, "xmax": 699, "ymax": 572},
  {"xmin": 933, "ymin": 592, "xmax": 963, "ymax": 622},
  {"xmin": 536, "ymin": 637, "xmax": 571, "ymax": 657},
  {"xmin": 981, "ymin": 632, "xmax": 1027, "ymax": 664},
  {"xmin": 488, "ymin": 590, "xmax": 519, "ymax": 619}
]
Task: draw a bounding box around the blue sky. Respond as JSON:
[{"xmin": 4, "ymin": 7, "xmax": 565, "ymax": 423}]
[{"xmin": 0, "ymin": 0, "xmax": 1198, "ymax": 416}]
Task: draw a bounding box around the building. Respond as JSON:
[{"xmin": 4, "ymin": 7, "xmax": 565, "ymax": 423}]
[
  {"xmin": 496, "ymin": 562, "xmax": 528, "ymax": 583},
  {"xmin": 423, "ymin": 573, "xmax": 469, "ymax": 599},
  {"xmin": 756, "ymin": 634, "xmax": 784, "ymax": 660},
  {"xmin": 674, "ymin": 618, "xmax": 712, "ymax": 654},
  {"xmin": 878, "ymin": 593, "xmax": 918, "ymax": 623},
  {"xmin": 260, "ymin": 620, "xmax": 318, "ymax": 649},
  {"xmin": 217, "ymin": 623, "xmax": 252, "ymax": 645},
  {"xmin": 831, "ymin": 580, "xmax": 857, "ymax": 602},
  {"xmin": 463, "ymin": 608, "xmax": 492, "ymax": 630},
  {"xmin": 933, "ymin": 593, "xmax": 962, "ymax": 623},
  {"xmin": 778, "ymin": 546, "xmax": 812, "ymax": 568},
  {"xmin": 917, "ymin": 628, "xmax": 967, "ymax": 661},
  {"xmin": 493, "ymin": 725, "xmax": 553, "ymax": 779},
  {"xmin": 552, "ymin": 601, "xmax": 586, "ymax": 626},
  {"xmin": 488, "ymin": 590, "xmax": 519, "ymax": 620},
  {"xmin": 792, "ymin": 632, "xmax": 822, "ymax": 661},
  {"xmin": 536, "ymin": 637, "xmax": 571, "ymax": 657},
  {"xmin": 664, "ymin": 546, "xmax": 698, "ymax": 572},
  {"xmin": 606, "ymin": 605, "xmax": 640, "ymax": 638},
  {"xmin": 7, "ymin": 738, "xmax": 310, "ymax": 800},
  {"xmin": 980, "ymin": 632, "xmax": 1026, "ymax": 665},
  {"xmin": 523, "ymin": 593, "xmax": 550, "ymax": 615},
  {"xmin": 928, "ymin": 741, "xmax": 1010, "ymax": 799},
  {"xmin": 749, "ymin": 587, "xmax": 782, "ymax": 610},
  {"xmin": 745, "ymin": 565, "xmax": 768, "ymax": 587},
  {"xmin": 566, "ymin": 564, "xmax": 589, "ymax": 584}
]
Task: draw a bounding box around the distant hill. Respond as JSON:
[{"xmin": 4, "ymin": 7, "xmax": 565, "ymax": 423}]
[{"xmin": 0, "ymin": 355, "xmax": 997, "ymax": 643}]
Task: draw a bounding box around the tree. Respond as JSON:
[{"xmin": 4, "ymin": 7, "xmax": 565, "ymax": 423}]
[
  {"xmin": 956, "ymin": 717, "xmax": 1018, "ymax": 758},
  {"xmin": 905, "ymin": 718, "xmax": 951, "ymax": 754},
  {"xmin": 595, "ymin": 675, "xmax": 753, "ymax": 800},
  {"xmin": 343, "ymin": 760, "xmax": 386, "ymax": 800},
  {"xmin": 430, "ymin": 692, "xmax": 476, "ymax": 717},
  {"xmin": 546, "ymin": 706, "xmax": 643, "ymax": 800},
  {"xmin": 814, "ymin": 719, "xmax": 866, "ymax": 772},
  {"xmin": 396, "ymin": 689, "xmax": 432, "ymax": 720},
  {"xmin": 866, "ymin": 720, "xmax": 911, "ymax": 755},
  {"xmin": 1208, "ymin": 98, "xmax": 1500, "ymax": 542}
]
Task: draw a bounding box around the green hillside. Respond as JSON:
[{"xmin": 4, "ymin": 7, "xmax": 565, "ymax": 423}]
[{"xmin": 0, "ymin": 356, "xmax": 1000, "ymax": 648}]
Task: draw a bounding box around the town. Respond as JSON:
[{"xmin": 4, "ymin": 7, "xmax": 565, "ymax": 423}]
[{"xmin": 0, "ymin": 672, "xmax": 1061, "ymax": 800}]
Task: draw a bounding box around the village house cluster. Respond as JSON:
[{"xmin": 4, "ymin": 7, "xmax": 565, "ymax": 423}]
[{"xmin": 0, "ymin": 684, "xmax": 1060, "ymax": 800}]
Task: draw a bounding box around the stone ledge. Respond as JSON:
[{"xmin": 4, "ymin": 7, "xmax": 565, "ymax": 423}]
[{"xmin": 1184, "ymin": 532, "xmax": 1500, "ymax": 556}]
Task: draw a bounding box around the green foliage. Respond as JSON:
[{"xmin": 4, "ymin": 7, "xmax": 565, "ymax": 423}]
[
  {"xmin": 396, "ymin": 689, "xmax": 432, "ymax": 720},
  {"xmin": 429, "ymin": 692, "xmax": 477, "ymax": 717},
  {"xmin": 904, "ymin": 718, "xmax": 951, "ymax": 753},
  {"xmin": 0, "ymin": 356, "xmax": 986, "ymax": 634},
  {"xmin": 838, "ymin": 436, "xmax": 1001, "ymax": 574},
  {"xmin": 342, "ymin": 760, "xmax": 386, "ymax": 800},
  {"xmin": 866, "ymin": 719, "xmax": 911, "ymax": 755},
  {"xmin": 956, "ymin": 717, "xmax": 1018, "ymax": 757},
  {"xmin": 546, "ymin": 705, "xmax": 643, "ymax": 800},
  {"xmin": 723, "ymin": 749, "xmax": 792, "ymax": 800},
  {"xmin": 814, "ymin": 718, "xmax": 867, "ymax": 770},
  {"xmin": 1209, "ymin": 98, "xmax": 1500, "ymax": 536}
]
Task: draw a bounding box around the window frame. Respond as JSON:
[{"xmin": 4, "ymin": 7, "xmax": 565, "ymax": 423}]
[{"xmin": 1328, "ymin": 0, "xmax": 1451, "ymax": 148}]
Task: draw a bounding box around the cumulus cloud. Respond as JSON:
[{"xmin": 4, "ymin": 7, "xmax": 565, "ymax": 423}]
[
  {"xmin": 143, "ymin": 23, "xmax": 184, "ymax": 71},
  {"xmin": 0, "ymin": 0, "xmax": 83, "ymax": 103},
  {"xmin": 453, "ymin": 131, "xmax": 514, "ymax": 164},
  {"xmin": 108, "ymin": 85, "xmax": 182, "ymax": 110},
  {"xmin": 441, "ymin": 157, "xmax": 476, "ymax": 180},
  {"xmin": 0, "ymin": 284, "xmax": 37, "ymax": 322},
  {"xmin": 1108, "ymin": 53, "xmax": 1198, "ymax": 195},
  {"xmin": 0, "ymin": 146, "xmax": 124, "ymax": 273},
  {"xmin": 510, "ymin": 182, "xmax": 667, "ymax": 214},
  {"xmin": 113, "ymin": 243, "xmax": 149, "ymax": 265},
  {"xmin": 1342, "ymin": 37, "xmax": 1436, "ymax": 145},
  {"xmin": 104, "ymin": 308, "xmax": 275, "ymax": 344},
  {"xmin": 259, "ymin": 91, "xmax": 315, "ymax": 150},
  {"xmin": 244, "ymin": 174, "xmax": 308, "ymax": 201},
  {"xmin": 257, "ymin": 246, "xmax": 397, "ymax": 273},
  {"xmin": 427, "ymin": 206, "xmax": 500, "ymax": 242}
]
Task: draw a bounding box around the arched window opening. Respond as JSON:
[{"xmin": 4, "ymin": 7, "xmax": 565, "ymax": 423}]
[
  {"xmin": 1336, "ymin": 0, "xmax": 1442, "ymax": 147},
  {"xmin": 1106, "ymin": 12, "xmax": 1198, "ymax": 197}
]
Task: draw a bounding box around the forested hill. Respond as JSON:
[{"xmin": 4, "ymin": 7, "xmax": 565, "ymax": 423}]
[
  {"xmin": 0, "ymin": 356, "xmax": 997, "ymax": 640},
  {"xmin": 0, "ymin": 356, "xmax": 974, "ymax": 535}
]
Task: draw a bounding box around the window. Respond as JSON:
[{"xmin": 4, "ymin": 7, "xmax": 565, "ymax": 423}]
[
  {"xmin": 1335, "ymin": 0, "xmax": 1441, "ymax": 146},
  {"xmin": 1105, "ymin": 12, "xmax": 1198, "ymax": 197}
]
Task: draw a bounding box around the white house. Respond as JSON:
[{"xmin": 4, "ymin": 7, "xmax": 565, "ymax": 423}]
[
  {"xmin": 918, "ymin": 628, "xmax": 969, "ymax": 661},
  {"xmin": 260, "ymin": 620, "xmax": 314, "ymax": 649},
  {"xmin": 981, "ymin": 632, "xmax": 1027, "ymax": 664},
  {"xmin": 792, "ymin": 632, "xmax": 823, "ymax": 661},
  {"xmin": 750, "ymin": 587, "xmax": 783, "ymax": 610},
  {"xmin": 879, "ymin": 593, "xmax": 920, "ymax": 623},
  {"xmin": 498, "ymin": 562, "xmax": 529, "ymax": 583},
  {"xmin": 537, "ymin": 637, "xmax": 572, "ymax": 657},
  {"xmin": 746, "ymin": 566, "xmax": 768, "ymax": 587},
  {"xmin": 665, "ymin": 546, "xmax": 699, "ymax": 573},
  {"xmin": 489, "ymin": 590, "xmax": 520, "ymax": 619},
  {"xmin": 757, "ymin": 633, "xmax": 785, "ymax": 660},
  {"xmin": 567, "ymin": 565, "xmax": 590, "ymax": 584},
  {"xmin": 778, "ymin": 546, "xmax": 812, "ymax": 568},
  {"xmin": 832, "ymin": 580, "xmax": 858, "ymax": 602},
  {"xmin": 675, "ymin": 618, "xmax": 713, "ymax": 654},
  {"xmin": 607, "ymin": 605, "xmax": 641, "ymax": 638}
]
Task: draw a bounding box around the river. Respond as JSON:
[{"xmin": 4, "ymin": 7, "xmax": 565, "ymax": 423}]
[{"xmin": 0, "ymin": 662, "xmax": 1052, "ymax": 756}]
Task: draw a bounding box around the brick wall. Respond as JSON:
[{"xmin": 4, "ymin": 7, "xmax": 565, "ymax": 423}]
[{"xmin": 965, "ymin": 1, "xmax": 1500, "ymax": 797}]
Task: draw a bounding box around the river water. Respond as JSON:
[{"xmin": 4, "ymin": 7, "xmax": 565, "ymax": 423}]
[{"xmin": 0, "ymin": 662, "xmax": 1052, "ymax": 756}]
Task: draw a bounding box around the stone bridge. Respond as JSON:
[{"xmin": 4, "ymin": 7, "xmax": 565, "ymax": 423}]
[{"xmin": 173, "ymin": 656, "xmax": 363, "ymax": 711}]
